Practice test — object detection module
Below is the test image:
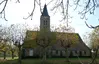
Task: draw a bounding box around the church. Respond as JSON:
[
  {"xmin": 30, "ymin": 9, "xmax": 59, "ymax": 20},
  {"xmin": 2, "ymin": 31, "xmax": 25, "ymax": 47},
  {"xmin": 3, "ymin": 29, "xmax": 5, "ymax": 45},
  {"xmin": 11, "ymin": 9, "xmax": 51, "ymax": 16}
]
[{"xmin": 22, "ymin": 4, "xmax": 91, "ymax": 58}]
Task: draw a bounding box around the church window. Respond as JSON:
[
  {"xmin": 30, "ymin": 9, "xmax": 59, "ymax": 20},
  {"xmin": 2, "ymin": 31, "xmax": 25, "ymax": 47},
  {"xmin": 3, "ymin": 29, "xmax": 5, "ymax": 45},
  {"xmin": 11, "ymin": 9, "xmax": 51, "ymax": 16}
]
[
  {"xmin": 29, "ymin": 49, "xmax": 33, "ymax": 56},
  {"xmin": 75, "ymin": 51, "xmax": 77, "ymax": 53},
  {"xmin": 84, "ymin": 51, "xmax": 86, "ymax": 54},
  {"xmin": 52, "ymin": 50, "xmax": 56, "ymax": 55},
  {"xmin": 43, "ymin": 26, "xmax": 47, "ymax": 29},
  {"xmin": 44, "ymin": 20, "xmax": 45, "ymax": 25},
  {"xmin": 56, "ymin": 50, "xmax": 58, "ymax": 54},
  {"xmin": 45, "ymin": 21, "xmax": 47, "ymax": 25},
  {"xmin": 44, "ymin": 20, "xmax": 47, "ymax": 25}
]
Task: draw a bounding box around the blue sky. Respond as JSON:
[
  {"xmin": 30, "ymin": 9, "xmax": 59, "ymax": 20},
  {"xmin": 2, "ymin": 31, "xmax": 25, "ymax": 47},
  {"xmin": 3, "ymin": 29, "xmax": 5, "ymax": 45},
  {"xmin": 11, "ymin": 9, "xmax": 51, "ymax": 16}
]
[{"xmin": 0, "ymin": 0, "xmax": 99, "ymax": 41}]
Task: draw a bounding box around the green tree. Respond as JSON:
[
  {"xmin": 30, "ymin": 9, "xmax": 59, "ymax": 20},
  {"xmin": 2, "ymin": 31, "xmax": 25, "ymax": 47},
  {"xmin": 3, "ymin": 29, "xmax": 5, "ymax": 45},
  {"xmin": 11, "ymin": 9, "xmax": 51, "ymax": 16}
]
[
  {"xmin": 0, "ymin": 40, "xmax": 9, "ymax": 59},
  {"xmin": 8, "ymin": 41, "xmax": 18, "ymax": 59}
]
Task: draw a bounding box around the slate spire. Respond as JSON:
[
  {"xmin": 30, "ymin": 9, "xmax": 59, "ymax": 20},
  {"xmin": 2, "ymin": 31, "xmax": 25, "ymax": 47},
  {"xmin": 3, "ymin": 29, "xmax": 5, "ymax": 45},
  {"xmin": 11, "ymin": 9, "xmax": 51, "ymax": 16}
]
[{"xmin": 42, "ymin": 4, "xmax": 49, "ymax": 16}]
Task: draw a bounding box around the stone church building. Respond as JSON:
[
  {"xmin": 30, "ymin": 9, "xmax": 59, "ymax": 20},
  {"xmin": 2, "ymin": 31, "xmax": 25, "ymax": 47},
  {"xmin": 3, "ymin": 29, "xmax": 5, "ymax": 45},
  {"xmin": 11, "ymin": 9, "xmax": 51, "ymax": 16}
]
[{"xmin": 22, "ymin": 4, "xmax": 91, "ymax": 58}]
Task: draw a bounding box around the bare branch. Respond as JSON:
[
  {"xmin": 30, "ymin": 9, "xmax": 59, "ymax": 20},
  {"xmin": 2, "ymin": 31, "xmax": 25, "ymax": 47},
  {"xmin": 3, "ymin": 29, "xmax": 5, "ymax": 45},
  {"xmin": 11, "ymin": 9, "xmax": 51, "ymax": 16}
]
[
  {"xmin": 23, "ymin": 0, "xmax": 36, "ymax": 20},
  {"xmin": 86, "ymin": 0, "xmax": 91, "ymax": 9},
  {"xmin": 47, "ymin": 0, "xmax": 54, "ymax": 5},
  {"xmin": 0, "ymin": 0, "xmax": 8, "ymax": 14},
  {"xmin": 74, "ymin": 0, "xmax": 80, "ymax": 10},
  {"xmin": 85, "ymin": 21, "xmax": 99, "ymax": 29},
  {"xmin": 0, "ymin": 0, "xmax": 6, "ymax": 5},
  {"xmin": 51, "ymin": 6, "xmax": 58, "ymax": 15},
  {"xmin": 51, "ymin": 0, "xmax": 62, "ymax": 11},
  {"xmin": 4, "ymin": 10, "xmax": 8, "ymax": 21},
  {"xmin": 78, "ymin": 0, "xmax": 97, "ymax": 19},
  {"xmin": 85, "ymin": 21, "xmax": 93, "ymax": 28},
  {"xmin": 66, "ymin": 0, "xmax": 69, "ymax": 27},
  {"xmin": 16, "ymin": 0, "xmax": 20, "ymax": 3},
  {"xmin": 0, "ymin": 0, "xmax": 8, "ymax": 21},
  {"xmin": 38, "ymin": 0, "xmax": 42, "ymax": 14}
]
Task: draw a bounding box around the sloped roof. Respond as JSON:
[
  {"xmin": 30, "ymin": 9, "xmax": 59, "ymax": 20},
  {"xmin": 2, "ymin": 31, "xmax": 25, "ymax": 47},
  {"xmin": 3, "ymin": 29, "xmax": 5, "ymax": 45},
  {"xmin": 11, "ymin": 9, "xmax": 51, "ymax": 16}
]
[
  {"xmin": 53, "ymin": 32, "xmax": 90, "ymax": 51},
  {"xmin": 42, "ymin": 4, "xmax": 49, "ymax": 16},
  {"xmin": 69, "ymin": 34, "xmax": 90, "ymax": 51},
  {"xmin": 23, "ymin": 31, "xmax": 37, "ymax": 48},
  {"xmin": 23, "ymin": 31, "xmax": 56, "ymax": 48},
  {"xmin": 23, "ymin": 30, "xmax": 90, "ymax": 51}
]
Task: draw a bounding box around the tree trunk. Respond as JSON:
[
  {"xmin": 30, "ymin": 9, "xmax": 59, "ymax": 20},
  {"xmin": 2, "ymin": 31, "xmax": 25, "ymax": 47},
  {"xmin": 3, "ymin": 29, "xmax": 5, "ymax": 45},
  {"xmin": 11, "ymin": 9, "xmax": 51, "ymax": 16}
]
[
  {"xmin": 42, "ymin": 48, "xmax": 46, "ymax": 64},
  {"xmin": 11, "ymin": 50, "xmax": 14, "ymax": 59},
  {"xmin": 3, "ymin": 51, "xmax": 6, "ymax": 59},
  {"xmin": 65, "ymin": 48, "xmax": 70, "ymax": 63},
  {"xmin": 18, "ymin": 45, "xmax": 22, "ymax": 64},
  {"xmin": 90, "ymin": 49, "xmax": 98, "ymax": 64}
]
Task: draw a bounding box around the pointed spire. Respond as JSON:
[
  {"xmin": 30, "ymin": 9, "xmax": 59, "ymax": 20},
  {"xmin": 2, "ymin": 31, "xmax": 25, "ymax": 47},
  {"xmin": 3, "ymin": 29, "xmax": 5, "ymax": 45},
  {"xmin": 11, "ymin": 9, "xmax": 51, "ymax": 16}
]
[{"xmin": 42, "ymin": 4, "xmax": 49, "ymax": 16}]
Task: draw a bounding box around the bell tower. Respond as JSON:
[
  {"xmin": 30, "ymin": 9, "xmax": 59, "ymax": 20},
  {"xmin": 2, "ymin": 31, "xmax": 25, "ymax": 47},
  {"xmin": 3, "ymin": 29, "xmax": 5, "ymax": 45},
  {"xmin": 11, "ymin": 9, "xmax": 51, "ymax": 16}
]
[{"xmin": 40, "ymin": 4, "xmax": 50, "ymax": 32}]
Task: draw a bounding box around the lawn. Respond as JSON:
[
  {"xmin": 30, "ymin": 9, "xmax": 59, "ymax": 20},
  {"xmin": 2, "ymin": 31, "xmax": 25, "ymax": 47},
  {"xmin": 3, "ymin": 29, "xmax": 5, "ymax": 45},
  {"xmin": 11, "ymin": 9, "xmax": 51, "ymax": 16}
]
[{"xmin": 0, "ymin": 57, "xmax": 99, "ymax": 64}]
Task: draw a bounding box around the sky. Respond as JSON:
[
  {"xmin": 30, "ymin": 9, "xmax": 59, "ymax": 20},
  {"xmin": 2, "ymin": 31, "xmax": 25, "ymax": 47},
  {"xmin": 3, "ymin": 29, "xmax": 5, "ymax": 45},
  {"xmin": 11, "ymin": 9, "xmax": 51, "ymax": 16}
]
[{"xmin": 0, "ymin": 0, "xmax": 99, "ymax": 42}]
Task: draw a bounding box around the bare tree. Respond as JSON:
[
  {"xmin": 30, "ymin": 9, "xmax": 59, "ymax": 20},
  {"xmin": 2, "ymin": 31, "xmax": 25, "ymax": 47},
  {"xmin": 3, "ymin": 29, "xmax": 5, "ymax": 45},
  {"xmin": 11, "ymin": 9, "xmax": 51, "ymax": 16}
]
[
  {"xmin": 56, "ymin": 25, "xmax": 78, "ymax": 63},
  {"xmin": 87, "ymin": 27, "xmax": 99, "ymax": 64},
  {"xmin": 36, "ymin": 29, "xmax": 56, "ymax": 64},
  {"xmin": 7, "ymin": 24, "xmax": 27, "ymax": 64}
]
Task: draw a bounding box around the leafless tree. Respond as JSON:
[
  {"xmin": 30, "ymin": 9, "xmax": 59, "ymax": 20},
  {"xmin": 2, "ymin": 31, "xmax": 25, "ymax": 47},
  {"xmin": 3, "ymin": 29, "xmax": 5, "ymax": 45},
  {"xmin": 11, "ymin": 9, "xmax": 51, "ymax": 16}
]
[
  {"xmin": 7, "ymin": 24, "xmax": 27, "ymax": 64},
  {"xmin": 87, "ymin": 27, "xmax": 99, "ymax": 64},
  {"xmin": 36, "ymin": 29, "xmax": 56, "ymax": 64},
  {"xmin": 56, "ymin": 25, "xmax": 78, "ymax": 63}
]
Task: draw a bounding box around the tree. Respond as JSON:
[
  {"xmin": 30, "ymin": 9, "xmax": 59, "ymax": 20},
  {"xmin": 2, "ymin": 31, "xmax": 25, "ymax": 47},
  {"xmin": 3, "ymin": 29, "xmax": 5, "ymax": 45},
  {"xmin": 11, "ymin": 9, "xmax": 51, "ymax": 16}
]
[
  {"xmin": 36, "ymin": 29, "xmax": 56, "ymax": 64},
  {"xmin": 56, "ymin": 25, "xmax": 78, "ymax": 63},
  {"xmin": 90, "ymin": 28, "xmax": 99, "ymax": 49},
  {"xmin": 85, "ymin": 27, "xmax": 99, "ymax": 64},
  {"xmin": 0, "ymin": 25, "xmax": 10, "ymax": 59},
  {"xmin": 7, "ymin": 24, "xmax": 27, "ymax": 64},
  {"xmin": 0, "ymin": 40, "xmax": 9, "ymax": 59},
  {"xmin": 8, "ymin": 41, "xmax": 18, "ymax": 59}
]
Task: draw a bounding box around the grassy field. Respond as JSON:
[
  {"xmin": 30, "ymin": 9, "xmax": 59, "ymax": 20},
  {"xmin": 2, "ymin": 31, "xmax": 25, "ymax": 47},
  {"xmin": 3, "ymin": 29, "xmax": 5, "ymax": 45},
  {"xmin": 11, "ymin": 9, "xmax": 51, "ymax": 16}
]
[{"xmin": 0, "ymin": 57, "xmax": 99, "ymax": 64}]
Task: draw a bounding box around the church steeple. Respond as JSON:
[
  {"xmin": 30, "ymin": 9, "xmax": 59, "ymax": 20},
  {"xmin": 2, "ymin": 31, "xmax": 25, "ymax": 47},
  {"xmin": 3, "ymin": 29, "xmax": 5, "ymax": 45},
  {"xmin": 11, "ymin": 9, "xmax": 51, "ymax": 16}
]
[
  {"xmin": 40, "ymin": 4, "xmax": 50, "ymax": 31},
  {"xmin": 42, "ymin": 4, "xmax": 49, "ymax": 16}
]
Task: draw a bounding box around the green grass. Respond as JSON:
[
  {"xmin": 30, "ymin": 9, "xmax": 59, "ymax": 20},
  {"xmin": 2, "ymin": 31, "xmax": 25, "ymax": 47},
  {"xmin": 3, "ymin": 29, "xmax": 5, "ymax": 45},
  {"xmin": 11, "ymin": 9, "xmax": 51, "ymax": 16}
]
[
  {"xmin": 0, "ymin": 57, "xmax": 99, "ymax": 64},
  {"xmin": 0, "ymin": 57, "xmax": 18, "ymax": 60}
]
